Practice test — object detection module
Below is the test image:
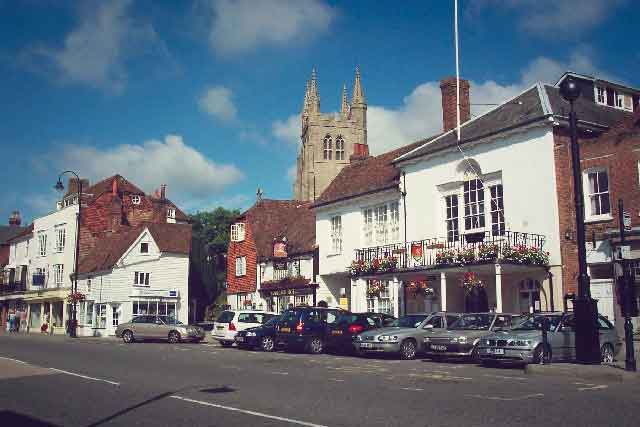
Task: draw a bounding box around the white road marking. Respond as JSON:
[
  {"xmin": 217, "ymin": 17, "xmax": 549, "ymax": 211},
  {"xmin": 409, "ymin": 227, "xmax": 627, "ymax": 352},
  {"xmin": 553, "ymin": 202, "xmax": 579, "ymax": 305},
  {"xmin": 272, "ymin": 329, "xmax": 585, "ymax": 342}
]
[
  {"xmin": 0, "ymin": 356, "xmax": 28, "ymax": 365},
  {"xmin": 329, "ymin": 378, "xmax": 345, "ymax": 382},
  {"xmin": 271, "ymin": 371, "xmax": 289, "ymax": 375},
  {"xmin": 400, "ymin": 387, "xmax": 424, "ymax": 391},
  {"xmin": 574, "ymin": 382, "xmax": 608, "ymax": 392},
  {"xmin": 48, "ymin": 368, "xmax": 120, "ymax": 386},
  {"xmin": 171, "ymin": 395, "xmax": 328, "ymax": 427},
  {"xmin": 483, "ymin": 374, "xmax": 527, "ymax": 381},
  {"xmin": 466, "ymin": 393, "xmax": 544, "ymax": 401}
]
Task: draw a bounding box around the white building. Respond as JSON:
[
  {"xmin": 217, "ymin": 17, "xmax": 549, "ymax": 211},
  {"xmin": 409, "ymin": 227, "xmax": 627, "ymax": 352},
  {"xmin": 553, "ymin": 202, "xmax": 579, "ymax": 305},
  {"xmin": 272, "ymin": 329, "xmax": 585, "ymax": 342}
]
[{"xmin": 76, "ymin": 223, "xmax": 191, "ymax": 336}]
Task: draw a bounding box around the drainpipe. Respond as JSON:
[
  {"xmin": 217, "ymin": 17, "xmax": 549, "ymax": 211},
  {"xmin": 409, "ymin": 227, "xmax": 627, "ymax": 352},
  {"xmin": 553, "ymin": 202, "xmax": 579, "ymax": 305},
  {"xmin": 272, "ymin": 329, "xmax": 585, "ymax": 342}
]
[{"xmin": 401, "ymin": 172, "xmax": 408, "ymax": 315}]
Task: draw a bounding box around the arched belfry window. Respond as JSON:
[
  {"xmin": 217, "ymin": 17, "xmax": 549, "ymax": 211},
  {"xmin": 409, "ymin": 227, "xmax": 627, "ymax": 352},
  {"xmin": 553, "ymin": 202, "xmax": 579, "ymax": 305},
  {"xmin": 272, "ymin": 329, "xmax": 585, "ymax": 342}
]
[
  {"xmin": 323, "ymin": 135, "xmax": 333, "ymax": 160},
  {"xmin": 335, "ymin": 135, "xmax": 345, "ymax": 160}
]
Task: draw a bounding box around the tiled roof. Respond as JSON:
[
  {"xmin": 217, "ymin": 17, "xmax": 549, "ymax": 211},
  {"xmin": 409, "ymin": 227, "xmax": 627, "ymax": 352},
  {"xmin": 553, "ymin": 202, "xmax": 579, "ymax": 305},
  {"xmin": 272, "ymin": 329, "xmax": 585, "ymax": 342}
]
[
  {"xmin": 313, "ymin": 139, "xmax": 431, "ymax": 207},
  {"xmin": 595, "ymin": 108, "xmax": 640, "ymax": 144},
  {"xmin": 0, "ymin": 224, "xmax": 31, "ymax": 244},
  {"xmin": 78, "ymin": 222, "xmax": 191, "ymax": 274},
  {"xmin": 240, "ymin": 199, "xmax": 316, "ymax": 259}
]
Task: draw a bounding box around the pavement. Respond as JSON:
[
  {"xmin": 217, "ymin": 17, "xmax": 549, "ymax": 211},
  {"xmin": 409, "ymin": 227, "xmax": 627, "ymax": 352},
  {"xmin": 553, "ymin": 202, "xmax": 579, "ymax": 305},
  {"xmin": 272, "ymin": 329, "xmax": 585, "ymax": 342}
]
[{"xmin": 0, "ymin": 333, "xmax": 639, "ymax": 427}]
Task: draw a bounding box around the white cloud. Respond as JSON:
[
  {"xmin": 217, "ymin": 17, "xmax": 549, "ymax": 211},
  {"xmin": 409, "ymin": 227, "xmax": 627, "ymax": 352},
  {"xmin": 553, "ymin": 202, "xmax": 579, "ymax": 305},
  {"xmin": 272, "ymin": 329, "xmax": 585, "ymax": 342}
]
[
  {"xmin": 198, "ymin": 85, "xmax": 237, "ymax": 122},
  {"xmin": 24, "ymin": 190, "xmax": 59, "ymax": 216},
  {"xmin": 467, "ymin": 0, "xmax": 627, "ymax": 38},
  {"xmin": 203, "ymin": 0, "xmax": 336, "ymax": 55},
  {"xmin": 55, "ymin": 135, "xmax": 243, "ymax": 205},
  {"xmin": 23, "ymin": 0, "xmax": 165, "ymax": 92},
  {"xmin": 272, "ymin": 114, "xmax": 300, "ymax": 146},
  {"xmin": 274, "ymin": 54, "xmax": 615, "ymax": 155}
]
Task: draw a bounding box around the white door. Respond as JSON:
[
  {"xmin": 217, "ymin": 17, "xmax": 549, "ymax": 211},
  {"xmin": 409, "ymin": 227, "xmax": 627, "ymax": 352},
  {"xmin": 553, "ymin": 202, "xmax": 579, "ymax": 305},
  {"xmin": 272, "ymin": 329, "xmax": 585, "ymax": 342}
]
[{"xmin": 591, "ymin": 280, "xmax": 615, "ymax": 322}]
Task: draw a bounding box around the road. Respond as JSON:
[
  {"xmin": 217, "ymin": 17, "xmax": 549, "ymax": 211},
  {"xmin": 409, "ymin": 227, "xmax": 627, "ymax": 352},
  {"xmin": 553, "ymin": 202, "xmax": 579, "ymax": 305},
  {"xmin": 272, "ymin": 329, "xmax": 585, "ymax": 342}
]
[{"xmin": 0, "ymin": 333, "xmax": 638, "ymax": 427}]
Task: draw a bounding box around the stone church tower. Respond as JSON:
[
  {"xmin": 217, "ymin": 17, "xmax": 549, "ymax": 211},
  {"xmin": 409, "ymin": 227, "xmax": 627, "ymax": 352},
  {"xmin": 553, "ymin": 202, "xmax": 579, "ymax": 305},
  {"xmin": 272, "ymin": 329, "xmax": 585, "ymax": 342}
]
[{"xmin": 293, "ymin": 67, "xmax": 369, "ymax": 201}]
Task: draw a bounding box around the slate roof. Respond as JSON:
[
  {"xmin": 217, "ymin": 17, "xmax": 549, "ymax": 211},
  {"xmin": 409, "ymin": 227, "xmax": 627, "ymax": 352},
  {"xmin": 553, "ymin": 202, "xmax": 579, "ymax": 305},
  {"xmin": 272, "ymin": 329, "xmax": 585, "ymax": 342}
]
[
  {"xmin": 77, "ymin": 222, "xmax": 191, "ymax": 274},
  {"xmin": 313, "ymin": 139, "xmax": 432, "ymax": 207},
  {"xmin": 239, "ymin": 199, "xmax": 316, "ymax": 260},
  {"xmin": 0, "ymin": 224, "xmax": 31, "ymax": 244}
]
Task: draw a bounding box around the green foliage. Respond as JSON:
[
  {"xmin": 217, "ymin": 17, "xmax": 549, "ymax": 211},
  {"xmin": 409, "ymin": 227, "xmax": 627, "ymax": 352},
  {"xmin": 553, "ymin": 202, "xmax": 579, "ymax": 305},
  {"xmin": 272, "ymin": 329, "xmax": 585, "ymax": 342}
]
[{"xmin": 190, "ymin": 207, "xmax": 240, "ymax": 254}]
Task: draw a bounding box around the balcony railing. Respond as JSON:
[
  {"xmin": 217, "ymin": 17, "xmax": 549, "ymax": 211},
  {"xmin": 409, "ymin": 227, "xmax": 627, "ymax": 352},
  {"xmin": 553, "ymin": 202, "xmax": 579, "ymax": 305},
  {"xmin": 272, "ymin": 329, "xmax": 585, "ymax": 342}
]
[
  {"xmin": 352, "ymin": 230, "xmax": 547, "ymax": 276},
  {"xmin": 0, "ymin": 282, "xmax": 27, "ymax": 295}
]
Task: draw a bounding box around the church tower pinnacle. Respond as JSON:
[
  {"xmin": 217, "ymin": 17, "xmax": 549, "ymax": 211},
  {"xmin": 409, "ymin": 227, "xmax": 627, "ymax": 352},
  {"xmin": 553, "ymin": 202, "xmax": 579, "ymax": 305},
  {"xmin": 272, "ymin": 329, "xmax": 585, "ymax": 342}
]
[
  {"xmin": 349, "ymin": 66, "xmax": 367, "ymax": 128},
  {"xmin": 340, "ymin": 83, "xmax": 349, "ymax": 118},
  {"xmin": 308, "ymin": 67, "xmax": 320, "ymax": 114}
]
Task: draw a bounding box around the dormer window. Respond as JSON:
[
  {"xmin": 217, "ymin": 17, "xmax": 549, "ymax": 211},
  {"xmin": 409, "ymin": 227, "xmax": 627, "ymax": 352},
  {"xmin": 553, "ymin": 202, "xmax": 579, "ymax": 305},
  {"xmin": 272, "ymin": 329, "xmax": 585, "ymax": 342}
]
[
  {"xmin": 140, "ymin": 242, "xmax": 149, "ymax": 254},
  {"xmin": 131, "ymin": 195, "xmax": 141, "ymax": 205},
  {"xmin": 594, "ymin": 85, "xmax": 634, "ymax": 112},
  {"xmin": 167, "ymin": 208, "xmax": 175, "ymax": 219},
  {"xmin": 231, "ymin": 223, "xmax": 245, "ymax": 242}
]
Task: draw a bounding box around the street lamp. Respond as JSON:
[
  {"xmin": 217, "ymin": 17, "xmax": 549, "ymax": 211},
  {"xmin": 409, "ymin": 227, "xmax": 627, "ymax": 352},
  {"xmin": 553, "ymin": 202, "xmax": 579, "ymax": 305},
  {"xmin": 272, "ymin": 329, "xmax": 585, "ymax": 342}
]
[
  {"xmin": 559, "ymin": 77, "xmax": 601, "ymax": 364},
  {"xmin": 54, "ymin": 171, "xmax": 83, "ymax": 338}
]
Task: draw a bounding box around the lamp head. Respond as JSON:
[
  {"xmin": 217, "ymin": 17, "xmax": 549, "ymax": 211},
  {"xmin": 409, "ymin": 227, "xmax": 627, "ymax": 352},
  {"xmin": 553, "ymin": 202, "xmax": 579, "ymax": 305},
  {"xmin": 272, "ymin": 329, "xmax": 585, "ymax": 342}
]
[
  {"xmin": 54, "ymin": 179, "xmax": 65, "ymax": 192},
  {"xmin": 559, "ymin": 77, "xmax": 581, "ymax": 103}
]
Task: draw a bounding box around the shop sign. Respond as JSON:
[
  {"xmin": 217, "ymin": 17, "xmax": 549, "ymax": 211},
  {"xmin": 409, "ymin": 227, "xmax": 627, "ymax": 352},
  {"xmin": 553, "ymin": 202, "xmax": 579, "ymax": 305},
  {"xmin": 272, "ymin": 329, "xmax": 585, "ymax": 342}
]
[
  {"xmin": 274, "ymin": 261, "xmax": 287, "ymax": 270},
  {"xmin": 273, "ymin": 241, "xmax": 288, "ymax": 258},
  {"xmin": 268, "ymin": 287, "xmax": 313, "ymax": 297},
  {"xmin": 339, "ymin": 297, "xmax": 349, "ymax": 310},
  {"xmin": 411, "ymin": 243, "xmax": 423, "ymax": 262}
]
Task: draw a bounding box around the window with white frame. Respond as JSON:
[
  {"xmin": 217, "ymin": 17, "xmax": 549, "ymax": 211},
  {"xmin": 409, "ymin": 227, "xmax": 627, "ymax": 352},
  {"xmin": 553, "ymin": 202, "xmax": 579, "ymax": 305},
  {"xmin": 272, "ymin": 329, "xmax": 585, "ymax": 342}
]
[
  {"xmin": 366, "ymin": 297, "xmax": 375, "ymax": 313},
  {"xmin": 231, "ymin": 223, "xmax": 245, "ymax": 242},
  {"xmin": 389, "ymin": 202, "xmax": 400, "ymax": 242},
  {"xmin": 55, "ymin": 226, "xmax": 66, "ymax": 252},
  {"xmin": 366, "ymin": 280, "xmax": 392, "ymax": 314},
  {"xmin": 35, "ymin": 267, "xmax": 46, "ymax": 287},
  {"xmin": 95, "ymin": 303, "xmax": 107, "ymax": 329},
  {"xmin": 463, "ymin": 175, "xmax": 485, "ymax": 230},
  {"xmin": 287, "ymin": 260, "xmax": 301, "ymax": 277},
  {"xmin": 140, "ymin": 242, "xmax": 149, "ymax": 254},
  {"xmin": 53, "ymin": 264, "xmax": 64, "ymax": 287},
  {"xmin": 38, "ymin": 232, "xmax": 47, "ymax": 257},
  {"xmin": 131, "ymin": 195, "xmax": 141, "ymax": 205},
  {"xmin": 323, "ymin": 135, "xmax": 333, "ymax": 160},
  {"xmin": 112, "ymin": 304, "xmax": 121, "ymax": 326},
  {"xmin": 363, "ymin": 202, "xmax": 400, "ymax": 246},
  {"xmin": 490, "ymin": 184, "xmax": 505, "ymax": 236},
  {"xmin": 374, "ymin": 205, "xmax": 388, "ymax": 244},
  {"xmin": 330, "ymin": 215, "xmax": 342, "ymax": 254},
  {"xmin": 235, "ymin": 256, "xmax": 246, "ymax": 277},
  {"xmin": 585, "ymin": 169, "xmax": 611, "ymax": 218},
  {"xmin": 86, "ymin": 278, "xmax": 92, "ymax": 293},
  {"xmin": 167, "ymin": 208, "xmax": 176, "ymax": 219},
  {"xmin": 85, "ymin": 301, "xmax": 94, "ymax": 325},
  {"xmin": 134, "ymin": 272, "xmax": 150, "ymax": 286},
  {"xmin": 363, "ymin": 208, "xmax": 374, "ymax": 246},
  {"xmin": 445, "ymin": 195, "xmax": 459, "ymax": 242},
  {"xmin": 335, "ymin": 135, "xmax": 345, "ymax": 161},
  {"xmin": 596, "ymin": 86, "xmax": 606, "ymax": 104},
  {"xmin": 594, "ymin": 85, "xmax": 634, "ymax": 112}
]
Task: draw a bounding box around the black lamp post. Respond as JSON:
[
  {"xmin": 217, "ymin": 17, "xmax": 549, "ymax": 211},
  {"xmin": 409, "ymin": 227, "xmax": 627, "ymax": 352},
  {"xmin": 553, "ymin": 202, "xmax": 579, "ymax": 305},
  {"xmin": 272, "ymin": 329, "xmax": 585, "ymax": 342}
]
[
  {"xmin": 559, "ymin": 78, "xmax": 601, "ymax": 364},
  {"xmin": 55, "ymin": 171, "xmax": 82, "ymax": 338}
]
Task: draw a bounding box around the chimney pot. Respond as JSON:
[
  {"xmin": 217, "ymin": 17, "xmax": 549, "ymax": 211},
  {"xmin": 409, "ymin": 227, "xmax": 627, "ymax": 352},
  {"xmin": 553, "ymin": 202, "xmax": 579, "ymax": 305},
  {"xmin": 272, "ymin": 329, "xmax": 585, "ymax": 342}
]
[
  {"xmin": 8, "ymin": 210, "xmax": 21, "ymax": 226},
  {"xmin": 160, "ymin": 184, "xmax": 166, "ymax": 200},
  {"xmin": 440, "ymin": 77, "xmax": 471, "ymax": 133}
]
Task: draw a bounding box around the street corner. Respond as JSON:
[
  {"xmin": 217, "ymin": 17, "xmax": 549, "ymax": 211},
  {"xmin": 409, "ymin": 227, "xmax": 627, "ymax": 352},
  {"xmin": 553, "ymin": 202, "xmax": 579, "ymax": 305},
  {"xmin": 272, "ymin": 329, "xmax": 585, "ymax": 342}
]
[{"xmin": 524, "ymin": 362, "xmax": 640, "ymax": 383}]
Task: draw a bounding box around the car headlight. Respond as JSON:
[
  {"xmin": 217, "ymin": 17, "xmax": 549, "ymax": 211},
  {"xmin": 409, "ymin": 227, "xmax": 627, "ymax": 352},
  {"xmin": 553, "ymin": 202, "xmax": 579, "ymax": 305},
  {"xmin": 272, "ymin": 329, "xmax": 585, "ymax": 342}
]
[
  {"xmin": 423, "ymin": 336, "xmax": 430, "ymax": 343},
  {"xmin": 355, "ymin": 335, "xmax": 362, "ymax": 341},
  {"xmin": 485, "ymin": 339, "xmax": 491, "ymax": 345},
  {"xmin": 246, "ymin": 332, "xmax": 256, "ymax": 337},
  {"xmin": 516, "ymin": 340, "xmax": 531, "ymax": 347},
  {"xmin": 378, "ymin": 335, "xmax": 398, "ymax": 342},
  {"xmin": 452, "ymin": 336, "xmax": 467, "ymax": 344}
]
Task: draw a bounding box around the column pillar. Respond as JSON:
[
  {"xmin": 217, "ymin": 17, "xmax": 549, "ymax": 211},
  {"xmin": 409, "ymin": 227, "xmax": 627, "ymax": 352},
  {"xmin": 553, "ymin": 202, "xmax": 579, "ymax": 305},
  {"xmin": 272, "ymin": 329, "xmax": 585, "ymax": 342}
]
[
  {"xmin": 392, "ymin": 276, "xmax": 400, "ymax": 318},
  {"xmin": 440, "ymin": 272, "xmax": 447, "ymax": 311},
  {"xmin": 495, "ymin": 264, "xmax": 503, "ymax": 313}
]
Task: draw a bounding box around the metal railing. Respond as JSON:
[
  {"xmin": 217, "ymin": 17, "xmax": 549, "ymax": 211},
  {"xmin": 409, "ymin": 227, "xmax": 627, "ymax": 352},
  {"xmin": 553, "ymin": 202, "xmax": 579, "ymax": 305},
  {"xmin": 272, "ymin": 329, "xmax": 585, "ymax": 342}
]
[
  {"xmin": 354, "ymin": 230, "xmax": 546, "ymax": 274},
  {"xmin": 0, "ymin": 281, "xmax": 27, "ymax": 295}
]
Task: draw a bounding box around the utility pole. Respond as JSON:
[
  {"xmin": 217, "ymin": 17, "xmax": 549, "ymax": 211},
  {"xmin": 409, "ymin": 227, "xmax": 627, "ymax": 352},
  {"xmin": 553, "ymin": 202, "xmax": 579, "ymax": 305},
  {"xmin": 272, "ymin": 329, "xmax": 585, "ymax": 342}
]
[{"xmin": 617, "ymin": 199, "xmax": 637, "ymax": 371}]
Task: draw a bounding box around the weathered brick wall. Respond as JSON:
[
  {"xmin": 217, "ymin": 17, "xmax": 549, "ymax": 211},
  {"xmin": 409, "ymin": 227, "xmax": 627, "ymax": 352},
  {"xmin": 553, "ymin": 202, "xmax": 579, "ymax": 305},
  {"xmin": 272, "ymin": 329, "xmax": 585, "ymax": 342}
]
[
  {"xmin": 553, "ymin": 123, "xmax": 640, "ymax": 295},
  {"xmin": 226, "ymin": 221, "xmax": 257, "ymax": 295}
]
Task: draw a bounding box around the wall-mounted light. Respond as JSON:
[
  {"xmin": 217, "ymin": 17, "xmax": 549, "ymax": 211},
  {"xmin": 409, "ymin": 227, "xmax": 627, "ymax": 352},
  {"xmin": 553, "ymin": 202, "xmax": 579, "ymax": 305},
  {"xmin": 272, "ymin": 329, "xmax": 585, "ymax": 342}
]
[{"xmin": 564, "ymin": 229, "xmax": 574, "ymax": 241}]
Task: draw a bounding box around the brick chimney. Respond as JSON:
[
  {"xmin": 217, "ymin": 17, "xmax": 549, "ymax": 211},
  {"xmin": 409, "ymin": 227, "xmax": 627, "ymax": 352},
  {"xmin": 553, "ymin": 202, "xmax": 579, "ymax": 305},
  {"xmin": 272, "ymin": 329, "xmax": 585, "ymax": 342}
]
[
  {"xmin": 8, "ymin": 210, "xmax": 21, "ymax": 226},
  {"xmin": 66, "ymin": 178, "xmax": 89, "ymax": 196},
  {"xmin": 160, "ymin": 184, "xmax": 166, "ymax": 200},
  {"xmin": 440, "ymin": 77, "xmax": 471, "ymax": 133}
]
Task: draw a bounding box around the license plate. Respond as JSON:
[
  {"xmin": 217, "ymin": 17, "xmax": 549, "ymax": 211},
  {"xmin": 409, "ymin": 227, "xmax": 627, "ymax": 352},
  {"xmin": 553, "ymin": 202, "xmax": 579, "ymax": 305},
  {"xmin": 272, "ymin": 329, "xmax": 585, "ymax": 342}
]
[
  {"xmin": 280, "ymin": 327, "xmax": 291, "ymax": 333},
  {"xmin": 487, "ymin": 348, "xmax": 504, "ymax": 355},
  {"xmin": 430, "ymin": 344, "xmax": 447, "ymax": 351},
  {"xmin": 360, "ymin": 342, "xmax": 373, "ymax": 348},
  {"xmin": 216, "ymin": 326, "xmax": 224, "ymax": 330},
  {"xmin": 235, "ymin": 337, "xmax": 244, "ymax": 342},
  {"xmin": 331, "ymin": 330, "xmax": 343, "ymax": 335}
]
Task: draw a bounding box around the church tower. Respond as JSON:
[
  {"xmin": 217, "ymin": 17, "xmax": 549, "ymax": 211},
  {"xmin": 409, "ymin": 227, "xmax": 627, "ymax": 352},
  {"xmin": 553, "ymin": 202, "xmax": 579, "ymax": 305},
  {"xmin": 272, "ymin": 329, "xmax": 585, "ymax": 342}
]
[{"xmin": 293, "ymin": 67, "xmax": 369, "ymax": 201}]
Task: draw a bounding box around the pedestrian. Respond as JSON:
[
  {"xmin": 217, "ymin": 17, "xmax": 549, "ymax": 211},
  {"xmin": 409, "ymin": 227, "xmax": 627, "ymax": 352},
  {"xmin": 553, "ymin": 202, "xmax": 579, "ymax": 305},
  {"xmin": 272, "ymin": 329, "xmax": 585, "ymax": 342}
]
[
  {"xmin": 20, "ymin": 310, "xmax": 27, "ymax": 333},
  {"xmin": 8, "ymin": 311, "xmax": 15, "ymax": 333}
]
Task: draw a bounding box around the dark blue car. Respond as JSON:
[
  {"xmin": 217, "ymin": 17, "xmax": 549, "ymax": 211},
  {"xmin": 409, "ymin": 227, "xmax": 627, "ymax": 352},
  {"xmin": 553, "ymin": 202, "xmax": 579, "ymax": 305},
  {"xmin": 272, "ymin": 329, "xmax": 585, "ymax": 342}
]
[
  {"xmin": 275, "ymin": 307, "xmax": 346, "ymax": 354},
  {"xmin": 234, "ymin": 315, "xmax": 281, "ymax": 351}
]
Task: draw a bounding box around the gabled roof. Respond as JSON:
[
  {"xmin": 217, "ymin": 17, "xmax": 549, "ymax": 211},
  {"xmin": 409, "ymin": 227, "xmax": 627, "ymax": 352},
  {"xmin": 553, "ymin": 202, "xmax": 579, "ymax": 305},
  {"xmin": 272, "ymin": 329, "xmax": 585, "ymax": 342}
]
[
  {"xmin": 312, "ymin": 139, "xmax": 432, "ymax": 208},
  {"xmin": 239, "ymin": 199, "xmax": 315, "ymax": 259},
  {"xmin": 396, "ymin": 83, "xmax": 633, "ymax": 164},
  {"xmin": 77, "ymin": 222, "xmax": 191, "ymax": 274},
  {"xmin": 0, "ymin": 224, "xmax": 31, "ymax": 244}
]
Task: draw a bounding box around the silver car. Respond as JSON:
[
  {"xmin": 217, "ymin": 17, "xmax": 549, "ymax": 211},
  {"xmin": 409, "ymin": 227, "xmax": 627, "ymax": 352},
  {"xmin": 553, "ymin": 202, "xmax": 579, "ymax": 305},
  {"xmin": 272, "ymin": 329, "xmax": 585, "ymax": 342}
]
[
  {"xmin": 477, "ymin": 312, "xmax": 622, "ymax": 365},
  {"xmin": 354, "ymin": 312, "xmax": 461, "ymax": 360},
  {"xmin": 115, "ymin": 315, "xmax": 205, "ymax": 344},
  {"xmin": 424, "ymin": 312, "xmax": 520, "ymax": 360}
]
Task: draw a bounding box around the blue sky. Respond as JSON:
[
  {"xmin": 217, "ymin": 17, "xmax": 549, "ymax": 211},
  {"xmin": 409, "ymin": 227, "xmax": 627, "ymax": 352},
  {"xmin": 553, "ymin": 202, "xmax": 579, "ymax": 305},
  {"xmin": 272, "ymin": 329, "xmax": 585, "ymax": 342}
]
[{"xmin": 1, "ymin": 0, "xmax": 638, "ymax": 224}]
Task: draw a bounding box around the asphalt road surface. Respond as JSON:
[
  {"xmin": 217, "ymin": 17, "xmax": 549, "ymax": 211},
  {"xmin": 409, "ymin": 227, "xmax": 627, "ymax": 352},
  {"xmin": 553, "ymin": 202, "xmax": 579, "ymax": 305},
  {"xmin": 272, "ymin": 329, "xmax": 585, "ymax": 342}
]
[{"xmin": 1, "ymin": 333, "xmax": 639, "ymax": 427}]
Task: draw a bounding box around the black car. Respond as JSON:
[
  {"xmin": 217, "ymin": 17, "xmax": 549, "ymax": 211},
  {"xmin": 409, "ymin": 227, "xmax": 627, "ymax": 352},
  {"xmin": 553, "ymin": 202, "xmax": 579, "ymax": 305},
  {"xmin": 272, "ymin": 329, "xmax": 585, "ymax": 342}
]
[
  {"xmin": 275, "ymin": 306, "xmax": 346, "ymax": 354},
  {"xmin": 234, "ymin": 315, "xmax": 281, "ymax": 351},
  {"xmin": 326, "ymin": 312, "xmax": 397, "ymax": 353}
]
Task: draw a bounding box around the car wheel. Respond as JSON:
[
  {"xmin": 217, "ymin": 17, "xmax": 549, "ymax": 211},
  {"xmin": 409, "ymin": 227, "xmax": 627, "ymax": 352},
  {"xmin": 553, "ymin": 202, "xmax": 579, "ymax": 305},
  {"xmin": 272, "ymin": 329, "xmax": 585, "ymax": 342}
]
[
  {"xmin": 601, "ymin": 343, "xmax": 614, "ymax": 364},
  {"xmin": 308, "ymin": 337, "xmax": 324, "ymax": 354},
  {"xmin": 532, "ymin": 344, "xmax": 551, "ymax": 364},
  {"xmin": 168, "ymin": 331, "xmax": 181, "ymax": 344},
  {"xmin": 122, "ymin": 330, "xmax": 134, "ymax": 344},
  {"xmin": 470, "ymin": 345, "xmax": 480, "ymax": 363},
  {"xmin": 261, "ymin": 336, "xmax": 275, "ymax": 352},
  {"xmin": 220, "ymin": 341, "xmax": 233, "ymax": 347},
  {"xmin": 400, "ymin": 339, "xmax": 417, "ymax": 360}
]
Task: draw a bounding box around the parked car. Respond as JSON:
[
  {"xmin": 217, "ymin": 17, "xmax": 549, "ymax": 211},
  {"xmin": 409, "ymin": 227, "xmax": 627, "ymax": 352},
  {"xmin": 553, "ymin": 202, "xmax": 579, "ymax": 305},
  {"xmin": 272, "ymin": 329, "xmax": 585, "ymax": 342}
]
[
  {"xmin": 325, "ymin": 312, "xmax": 396, "ymax": 353},
  {"xmin": 275, "ymin": 306, "xmax": 346, "ymax": 354},
  {"xmin": 115, "ymin": 315, "xmax": 205, "ymax": 343},
  {"xmin": 354, "ymin": 312, "xmax": 461, "ymax": 360},
  {"xmin": 234, "ymin": 315, "xmax": 282, "ymax": 351},
  {"xmin": 212, "ymin": 310, "xmax": 277, "ymax": 347},
  {"xmin": 477, "ymin": 312, "xmax": 622, "ymax": 365},
  {"xmin": 423, "ymin": 312, "xmax": 520, "ymax": 360}
]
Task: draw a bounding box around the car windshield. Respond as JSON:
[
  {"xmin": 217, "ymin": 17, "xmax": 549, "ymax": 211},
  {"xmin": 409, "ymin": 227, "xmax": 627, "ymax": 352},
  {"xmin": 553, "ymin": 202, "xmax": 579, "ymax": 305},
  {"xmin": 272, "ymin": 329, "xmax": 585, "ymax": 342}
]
[
  {"xmin": 216, "ymin": 311, "xmax": 235, "ymax": 323},
  {"xmin": 390, "ymin": 315, "xmax": 427, "ymax": 328},
  {"xmin": 449, "ymin": 314, "xmax": 494, "ymax": 330},
  {"xmin": 512, "ymin": 315, "xmax": 562, "ymax": 331},
  {"xmin": 264, "ymin": 316, "xmax": 281, "ymax": 327},
  {"xmin": 162, "ymin": 316, "xmax": 183, "ymax": 325}
]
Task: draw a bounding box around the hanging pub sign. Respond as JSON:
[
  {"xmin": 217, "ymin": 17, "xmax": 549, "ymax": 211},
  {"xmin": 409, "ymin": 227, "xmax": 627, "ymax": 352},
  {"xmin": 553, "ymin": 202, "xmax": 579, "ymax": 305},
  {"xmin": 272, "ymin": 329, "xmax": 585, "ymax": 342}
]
[
  {"xmin": 273, "ymin": 239, "xmax": 288, "ymax": 258},
  {"xmin": 411, "ymin": 242, "xmax": 423, "ymax": 262}
]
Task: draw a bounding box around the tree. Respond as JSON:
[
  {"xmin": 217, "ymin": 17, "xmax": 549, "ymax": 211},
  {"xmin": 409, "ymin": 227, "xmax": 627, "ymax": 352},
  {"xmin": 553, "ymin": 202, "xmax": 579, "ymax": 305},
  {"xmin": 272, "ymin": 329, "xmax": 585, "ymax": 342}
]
[{"xmin": 188, "ymin": 207, "xmax": 240, "ymax": 320}]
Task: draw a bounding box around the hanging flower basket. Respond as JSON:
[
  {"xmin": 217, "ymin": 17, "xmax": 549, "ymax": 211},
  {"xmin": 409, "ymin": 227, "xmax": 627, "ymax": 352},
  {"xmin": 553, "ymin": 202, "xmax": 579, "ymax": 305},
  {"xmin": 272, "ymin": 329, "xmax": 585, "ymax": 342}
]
[
  {"xmin": 66, "ymin": 291, "xmax": 86, "ymax": 304},
  {"xmin": 406, "ymin": 280, "xmax": 435, "ymax": 297},
  {"xmin": 460, "ymin": 272, "xmax": 484, "ymax": 294},
  {"xmin": 367, "ymin": 280, "xmax": 385, "ymax": 298}
]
